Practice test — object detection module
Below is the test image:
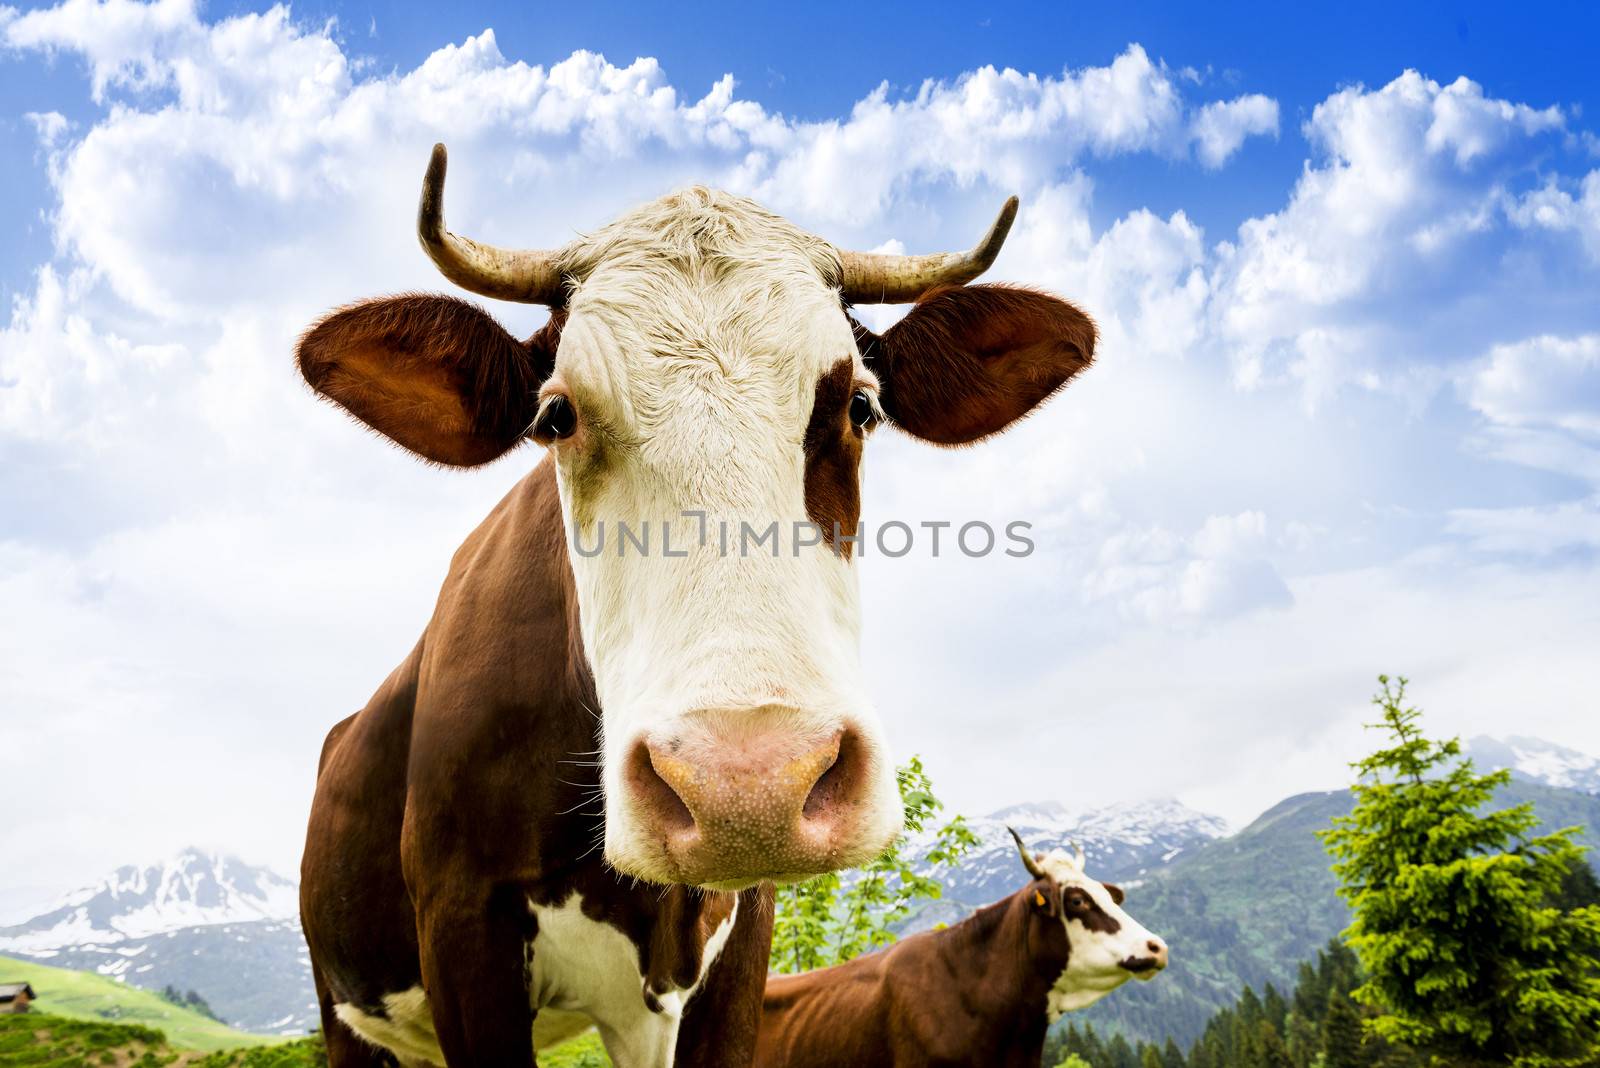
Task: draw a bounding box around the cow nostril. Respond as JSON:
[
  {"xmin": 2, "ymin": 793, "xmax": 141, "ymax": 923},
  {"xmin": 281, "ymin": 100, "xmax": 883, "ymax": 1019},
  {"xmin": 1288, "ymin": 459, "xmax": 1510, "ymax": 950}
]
[
  {"xmin": 801, "ymin": 729, "xmax": 856, "ymax": 821},
  {"xmin": 628, "ymin": 740, "xmax": 695, "ymax": 835},
  {"xmin": 1148, "ymin": 940, "xmax": 1163, "ymax": 955}
]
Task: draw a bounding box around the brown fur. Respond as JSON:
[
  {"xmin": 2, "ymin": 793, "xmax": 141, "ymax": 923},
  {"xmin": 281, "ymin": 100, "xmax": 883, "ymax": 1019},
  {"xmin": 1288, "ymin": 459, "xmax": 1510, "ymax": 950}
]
[
  {"xmin": 300, "ymin": 462, "xmax": 768, "ymax": 1067},
  {"xmin": 296, "ymin": 296, "xmax": 562, "ymax": 467},
  {"xmin": 677, "ymin": 885, "xmax": 777, "ymax": 1065},
  {"xmin": 756, "ymin": 881, "xmax": 1073, "ymax": 1068},
  {"xmin": 854, "ymin": 284, "xmax": 1097, "ymax": 446},
  {"xmin": 802, "ymin": 359, "xmax": 866, "ymax": 556}
]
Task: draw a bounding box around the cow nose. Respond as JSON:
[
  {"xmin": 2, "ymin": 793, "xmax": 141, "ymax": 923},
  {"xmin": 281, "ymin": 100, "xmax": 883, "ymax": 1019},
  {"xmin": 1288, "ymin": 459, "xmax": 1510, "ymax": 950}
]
[
  {"xmin": 625, "ymin": 715, "xmax": 881, "ymax": 886},
  {"xmin": 1147, "ymin": 939, "xmax": 1169, "ymax": 969}
]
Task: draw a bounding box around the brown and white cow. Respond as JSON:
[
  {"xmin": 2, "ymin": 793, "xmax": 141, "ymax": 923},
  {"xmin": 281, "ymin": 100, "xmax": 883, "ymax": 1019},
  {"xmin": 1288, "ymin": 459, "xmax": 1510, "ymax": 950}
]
[
  {"xmin": 755, "ymin": 830, "xmax": 1168, "ymax": 1068},
  {"xmin": 296, "ymin": 145, "xmax": 1097, "ymax": 1067}
]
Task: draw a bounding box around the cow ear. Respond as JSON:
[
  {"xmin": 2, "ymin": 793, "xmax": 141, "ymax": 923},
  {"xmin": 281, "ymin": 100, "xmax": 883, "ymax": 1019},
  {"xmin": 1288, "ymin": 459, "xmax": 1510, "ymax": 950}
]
[
  {"xmin": 1102, "ymin": 882, "xmax": 1125, "ymax": 906},
  {"xmin": 1032, "ymin": 885, "xmax": 1058, "ymax": 916},
  {"xmin": 296, "ymin": 294, "xmax": 559, "ymax": 467},
  {"xmin": 856, "ymin": 284, "xmax": 1095, "ymax": 446}
]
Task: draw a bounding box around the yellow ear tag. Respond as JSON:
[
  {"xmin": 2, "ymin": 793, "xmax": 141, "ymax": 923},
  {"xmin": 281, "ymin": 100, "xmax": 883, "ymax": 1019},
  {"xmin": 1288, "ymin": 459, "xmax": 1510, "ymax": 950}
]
[{"xmin": 1034, "ymin": 890, "xmax": 1047, "ymax": 907}]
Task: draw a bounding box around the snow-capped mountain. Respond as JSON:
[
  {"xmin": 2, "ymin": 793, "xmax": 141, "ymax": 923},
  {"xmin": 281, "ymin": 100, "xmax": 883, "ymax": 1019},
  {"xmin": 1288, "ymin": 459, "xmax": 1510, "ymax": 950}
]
[
  {"xmin": 904, "ymin": 797, "xmax": 1230, "ymax": 928},
  {"xmin": 1468, "ymin": 735, "xmax": 1600, "ymax": 795},
  {"xmin": 0, "ymin": 848, "xmax": 299, "ymax": 953},
  {"xmin": 21, "ymin": 919, "xmax": 318, "ymax": 1035}
]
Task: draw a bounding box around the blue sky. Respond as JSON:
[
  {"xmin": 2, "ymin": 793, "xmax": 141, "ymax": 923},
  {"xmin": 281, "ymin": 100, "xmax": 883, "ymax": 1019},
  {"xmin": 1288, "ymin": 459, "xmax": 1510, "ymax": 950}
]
[{"xmin": 3, "ymin": 0, "xmax": 1600, "ymax": 898}]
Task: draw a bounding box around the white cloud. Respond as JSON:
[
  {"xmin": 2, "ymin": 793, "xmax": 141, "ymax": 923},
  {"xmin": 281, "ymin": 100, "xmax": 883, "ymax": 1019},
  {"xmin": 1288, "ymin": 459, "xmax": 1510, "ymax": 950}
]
[
  {"xmin": 877, "ymin": 557, "xmax": 1600, "ymax": 828},
  {"xmin": 1189, "ymin": 93, "xmax": 1279, "ymax": 168},
  {"xmin": 1447, "ymin": 499, "xmax": 1600, "ymax": 555},
  {"xmin": 1467, "ymin": 333, "xmax": 1600, "ymax": 435},
  {"xmin": 1210, "ymin": 70, "xmax": 1579, "ymax": 398},
  {"xmin": 1505, "ymin": 170, "xmax": 1600, "ymax": 262},
  {"xmin": 1083, "ymin": 510, "xmax": 1292, "ymax": 626},
  {"xmin": 23, "ymin": 109, "xmax": 70, "ymax": 147},
  {"xmin": 1450, "ymin": 333, "xmax": 1600, "ymax": 555},
  {"xmin": 2, "ymin": 0, "xmax": 203, "ymax": 101},
  {"xmin": 4, "ymin": 8, "xmax": 1282, "ymax": 324},
  {"xmin": 0, "ymin": 265, "xmax": 185, "ymax": 441}
]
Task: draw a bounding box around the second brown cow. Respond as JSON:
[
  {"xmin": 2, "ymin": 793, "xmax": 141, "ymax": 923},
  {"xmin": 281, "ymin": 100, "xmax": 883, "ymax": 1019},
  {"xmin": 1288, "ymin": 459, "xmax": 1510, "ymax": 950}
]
[{"xmin": 756, "ymin": 829, "xmax": 1168, "ymax": 1068}]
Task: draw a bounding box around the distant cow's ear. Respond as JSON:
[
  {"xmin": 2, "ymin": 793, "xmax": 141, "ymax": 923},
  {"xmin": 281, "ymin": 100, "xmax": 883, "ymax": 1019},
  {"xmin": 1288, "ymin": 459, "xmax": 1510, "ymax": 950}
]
[
  {"xmin": 1102, "ymin": 883, "xmax": 1125, "ymax": 906},
  {"xmin": 855, "ymin": 284, "xmax": 1095, "ymax": 445},
  {"xmin": 297, "ymin": 294, "xmax": 559, "ymax": 467},
  {"xmin": 1032, "ymin": 885, "xmax": 1058, "ymax": 916}
]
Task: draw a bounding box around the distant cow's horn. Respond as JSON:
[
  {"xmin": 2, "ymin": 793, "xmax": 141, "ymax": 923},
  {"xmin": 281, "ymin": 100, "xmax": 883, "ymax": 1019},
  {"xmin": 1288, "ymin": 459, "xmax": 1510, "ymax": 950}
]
[
  {"xmin": 838, "ymin": 197, "xmax": 1018, "ymax": 304},
  {"xmin": 1008, "ymin": 826, "xmax": 1046, "ymax": 880},
  {"xmin": 417, "ymin": 144, "xmax": 565, "ymax": 305}
]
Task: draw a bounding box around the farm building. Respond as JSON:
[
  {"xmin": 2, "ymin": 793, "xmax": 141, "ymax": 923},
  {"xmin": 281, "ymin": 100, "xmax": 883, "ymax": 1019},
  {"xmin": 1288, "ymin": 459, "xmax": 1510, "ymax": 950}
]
[{"xmin": 0, "ymin": 982, "xmax": 35, "ymax": 1013}]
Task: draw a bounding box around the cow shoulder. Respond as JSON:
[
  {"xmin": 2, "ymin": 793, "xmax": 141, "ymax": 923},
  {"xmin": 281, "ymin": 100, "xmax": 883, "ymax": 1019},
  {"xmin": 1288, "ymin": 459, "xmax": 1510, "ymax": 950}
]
[
  {"xmin": 404, "ymin": 460, "xmax": 599, "ymax": 879},
  {"xmin": 301, "ymin": 639, "xmax": 426, "ymax": 1009}
]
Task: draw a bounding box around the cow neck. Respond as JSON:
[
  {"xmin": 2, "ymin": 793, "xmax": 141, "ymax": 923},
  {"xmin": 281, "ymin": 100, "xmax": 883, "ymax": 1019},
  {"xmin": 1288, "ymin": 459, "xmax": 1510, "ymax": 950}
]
[
  {"xmin": 406, "ymin": 456, "xmax": 601, "ymax": 887},
  {"xmin": 939, "ymin": 886, "xmax": 1067, "ymax": 1050},
  {"xmin": 444, "ymin": 459, "xmax": 738, "ymax": 991}
]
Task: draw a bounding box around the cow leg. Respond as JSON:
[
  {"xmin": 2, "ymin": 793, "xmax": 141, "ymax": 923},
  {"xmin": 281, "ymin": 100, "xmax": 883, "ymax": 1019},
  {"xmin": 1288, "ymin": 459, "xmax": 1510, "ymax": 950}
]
[
  {"xmin": 314, "ymin": 965, "xmax": 399, "ymax": 1068},
  {"xmin": 675, "ymin": 884, "xmax": 776, "ymax": 1068},
  {"xmin": 418, "ymin": 885, "xmax": 537, "ymax": 1068}
]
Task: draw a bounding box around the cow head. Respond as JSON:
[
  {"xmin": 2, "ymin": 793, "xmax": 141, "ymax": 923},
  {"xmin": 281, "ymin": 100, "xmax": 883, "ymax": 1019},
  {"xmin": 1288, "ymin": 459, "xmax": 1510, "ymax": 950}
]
[
  {"xmin": 295, "ymin": 145, "xmax": 1096, "ymax": 890},
  {"xmin": 1008, "ymin": 828, "xmax": 1168, "ymax": 1014}
]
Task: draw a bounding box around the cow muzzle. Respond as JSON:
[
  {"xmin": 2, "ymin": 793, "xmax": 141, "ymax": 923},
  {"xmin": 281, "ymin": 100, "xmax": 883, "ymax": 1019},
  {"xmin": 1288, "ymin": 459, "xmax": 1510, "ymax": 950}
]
[
  {"xmin": 1119, "ymin": 938, "xmax": 1170, "ymax": 980},
  {"xmin": 618, "ymin": 711, "xmax": 892, "ymax": 887}
]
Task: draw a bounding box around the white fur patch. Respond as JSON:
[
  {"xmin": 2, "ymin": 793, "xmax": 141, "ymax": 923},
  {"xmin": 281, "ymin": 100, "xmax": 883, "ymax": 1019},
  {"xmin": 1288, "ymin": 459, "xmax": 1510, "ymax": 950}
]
[
  {"xmin": 334, "ymin": 986, "xmax": 440, "ymax": 1066},
  {"xmin": 332, "ymin": 891, "xmax": 738, "ymax": 1067}
]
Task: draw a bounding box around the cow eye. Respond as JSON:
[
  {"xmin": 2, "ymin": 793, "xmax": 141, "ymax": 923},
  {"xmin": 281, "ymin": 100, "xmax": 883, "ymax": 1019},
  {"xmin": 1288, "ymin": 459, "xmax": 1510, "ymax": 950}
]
[
  {"xmin": 532, "ymin": 395, "xmax": 577, "ymax": 443},
  {"xmin": 849, "ymin": 389, "xmax": 877, "ymax": 430}
]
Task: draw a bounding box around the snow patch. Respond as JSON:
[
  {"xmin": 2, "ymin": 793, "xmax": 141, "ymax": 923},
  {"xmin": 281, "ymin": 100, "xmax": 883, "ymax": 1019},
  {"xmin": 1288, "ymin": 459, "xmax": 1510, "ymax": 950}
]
[{"xmin": 1467, "ymin": 735, "xmax": 1600, "ymax": 795}]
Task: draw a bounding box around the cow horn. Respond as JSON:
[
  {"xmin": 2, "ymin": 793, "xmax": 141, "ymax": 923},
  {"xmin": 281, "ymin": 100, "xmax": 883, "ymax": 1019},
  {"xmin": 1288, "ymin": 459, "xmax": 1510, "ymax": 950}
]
[
  {"xmin": 417, "ymin": 144, "xmax": 565, "ymax": 305},
  {"xmin": 837, "ymin": 197, "xmax": 1018, "ymax": 304},
  {"xmin": 1008, "ymin": 826, "xmax": 1046, "ymax": 881},
  {"xmin": 1070, "ymin": 841, "xmax": 1087, "ymax": 869}
]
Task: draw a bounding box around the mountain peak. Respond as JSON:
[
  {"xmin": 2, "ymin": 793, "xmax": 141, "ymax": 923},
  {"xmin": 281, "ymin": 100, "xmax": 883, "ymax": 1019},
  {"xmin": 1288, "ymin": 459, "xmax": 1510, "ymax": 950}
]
[
  {"xmin": 0, "ymin": 847, "xmax": 298, "ymax": 953},
  {"xmin": 1466, "ymin": 735, "xmax": 1600, "ymax": 795},
  {"xmin": 983, "ymin": 797, "xmax": 1230, "ymax": 840},
  {"xmin": 903, "ymin": 796, "xmax": 1229, "ymax": 930},
  {"xmin": 987, "ymin": 799, "xmax": 1074, "ymax": 825}
]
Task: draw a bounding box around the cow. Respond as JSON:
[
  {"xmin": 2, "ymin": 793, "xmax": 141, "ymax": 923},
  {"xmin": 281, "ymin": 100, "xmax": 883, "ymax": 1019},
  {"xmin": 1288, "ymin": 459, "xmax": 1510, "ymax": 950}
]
[
  {"xmin": 754, "ymin": 829, "xmax": 1168, "ymax": 1068},
  {"xmin": 296, "ymin": 144, "xmax": 1098, "ymax": 1067}
]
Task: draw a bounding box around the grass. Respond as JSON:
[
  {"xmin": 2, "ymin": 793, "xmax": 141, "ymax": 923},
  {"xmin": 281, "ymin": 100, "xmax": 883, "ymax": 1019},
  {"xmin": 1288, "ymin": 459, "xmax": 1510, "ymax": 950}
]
[
  {"xmin": 0, "ymin": 1013, "xmax": 329, "ymax": 1067},
  {"xmin": 0, "ymin": 1011, "xmax": 174, "ymax": 1067},
  {"xmin": 542, "ymin": 1030, "xmax": 613, "ymax": 1067},
  {"xmin": 0, "ymin": 953, "xmax": 612, "ymax": 1064},
  {"xmin": 191, "ymin": 1035, "xmax": 327, "ymax": 1067},
  {"xmin": 0, "ymin": 954, "xmax": 281, "ymax": 1052}
]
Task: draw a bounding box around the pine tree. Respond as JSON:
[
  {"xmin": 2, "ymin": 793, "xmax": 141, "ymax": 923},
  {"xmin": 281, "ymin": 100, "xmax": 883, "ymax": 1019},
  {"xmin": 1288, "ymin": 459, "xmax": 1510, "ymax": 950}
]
[
  {"xmin": 1264, "ymin": 983, "xmax": 1290, "ymax": 1031},
  {"xmin": 1321, "ymin": 992, "xmax": 1366, "ymax": 1068},
  {"xmin": 1106, "ymin": 1033, "xmax": 1137, "ymax": 1068},
  {"xmin": 1553, "ymin": 857, "xmax": 1600, "ymax": 912},
  {"xmin": 1321, "ymin": 676, "xmax": 1600, "ymax": 1067},
  {"xmin": 1284, "ymin": 1011, "xmax": 1320, "ymax": 1068},
  {"xmin": 1258, "ymin": 1019, "xmax": 1293, "ymax": 1068}
]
